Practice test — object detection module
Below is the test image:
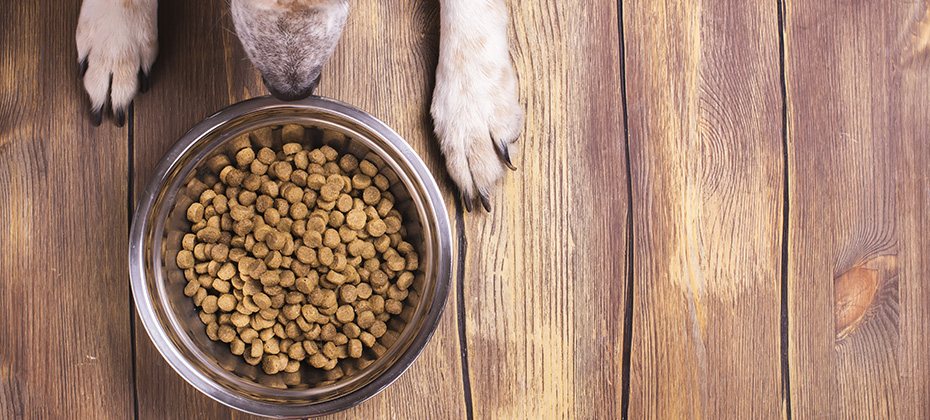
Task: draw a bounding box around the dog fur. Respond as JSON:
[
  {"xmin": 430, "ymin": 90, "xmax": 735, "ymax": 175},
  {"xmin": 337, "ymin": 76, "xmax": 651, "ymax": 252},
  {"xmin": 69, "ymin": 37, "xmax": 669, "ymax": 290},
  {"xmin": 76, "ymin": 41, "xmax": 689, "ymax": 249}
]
[{"xmin": 76, "ymin": 0, "xmax": 523, "ymax": 210}]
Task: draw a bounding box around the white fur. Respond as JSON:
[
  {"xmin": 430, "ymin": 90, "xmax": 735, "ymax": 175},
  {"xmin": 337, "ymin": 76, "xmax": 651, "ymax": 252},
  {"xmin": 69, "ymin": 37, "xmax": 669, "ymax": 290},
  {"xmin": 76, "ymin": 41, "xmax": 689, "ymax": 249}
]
[
  {"xmin": 431, "ymin": 0, "xmax": 523, "ymax": 208},
  {"xmin": 76, "ymin": 0, "xmax": 158, "ymax": 114}
]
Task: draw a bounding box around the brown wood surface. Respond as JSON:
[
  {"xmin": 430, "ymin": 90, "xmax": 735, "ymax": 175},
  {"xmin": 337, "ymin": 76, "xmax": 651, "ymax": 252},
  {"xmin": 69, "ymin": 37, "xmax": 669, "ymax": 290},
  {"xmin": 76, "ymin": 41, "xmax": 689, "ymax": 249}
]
[
  {"xmin": 5, "ymin": 0, "xmax": 930, "ymax": 418},
  {"xmin": 460, "ymin": 1, "xmax": 628, "ymax": 419},
  {"xmin": 0, "ymin": 2, "xmax": 135, "ymax": 419},
  {"xmin": 622, "ymin": 0, "xmax": 785, "ymax": 418},
  {"xmin": 784, "ymin": 0, "xmax": 930, "ymax": 418}
]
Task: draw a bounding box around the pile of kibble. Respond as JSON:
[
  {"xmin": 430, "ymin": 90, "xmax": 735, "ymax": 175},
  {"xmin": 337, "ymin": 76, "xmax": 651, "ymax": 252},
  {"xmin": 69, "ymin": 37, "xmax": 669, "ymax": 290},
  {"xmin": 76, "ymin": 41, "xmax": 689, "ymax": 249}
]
[{"xmin": 175, "ymin": 124, "xmax": 419, "ymax": 385}]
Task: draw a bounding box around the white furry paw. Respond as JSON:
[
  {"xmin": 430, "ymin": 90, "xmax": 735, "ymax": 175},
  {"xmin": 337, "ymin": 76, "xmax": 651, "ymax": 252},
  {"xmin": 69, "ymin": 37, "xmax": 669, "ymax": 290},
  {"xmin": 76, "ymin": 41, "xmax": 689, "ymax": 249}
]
[
  {"xmin": 431, "ymin": 0, "xmax": 523, "ymax": 212},
  {"xmin": 76, "ymin": 0, "xmax": 158, "ymax": 126}
]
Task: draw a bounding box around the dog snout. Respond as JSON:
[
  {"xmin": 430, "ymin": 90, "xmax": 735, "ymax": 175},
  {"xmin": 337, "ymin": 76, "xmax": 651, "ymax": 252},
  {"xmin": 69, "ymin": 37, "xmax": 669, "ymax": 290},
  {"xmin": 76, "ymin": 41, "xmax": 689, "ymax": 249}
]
[{"xmin": 262, "ymin": 73, "xmax": 321, "ymax": 102}]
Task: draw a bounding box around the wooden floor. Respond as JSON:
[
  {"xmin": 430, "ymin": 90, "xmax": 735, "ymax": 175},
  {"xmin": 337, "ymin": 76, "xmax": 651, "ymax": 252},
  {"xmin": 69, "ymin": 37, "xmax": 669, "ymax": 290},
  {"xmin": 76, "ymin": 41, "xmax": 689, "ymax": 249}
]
[{"xmin": 2, "ymin": 0, "xmax": 929, "ymax": 418}]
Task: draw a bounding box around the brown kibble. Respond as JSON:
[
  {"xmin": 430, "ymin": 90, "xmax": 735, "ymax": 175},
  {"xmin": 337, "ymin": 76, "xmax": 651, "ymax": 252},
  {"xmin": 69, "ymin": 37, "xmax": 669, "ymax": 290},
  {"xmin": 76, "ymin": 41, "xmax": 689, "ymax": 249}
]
[
  {"xmin": 345, "ymin": 209, "xmax": 367, "ymax": 231},
  {"xmin": 235, "ymin": 148, "xmax": 255, "ymax": 167},
  {"xmin": 218, "ymin": 324, "xmax": 236, "ymax": 343},
  {"xmin": 257, "ymin": 147, "xmax": 276, "ymax": 164},
  {"xmin": 320, "ymin": 175, "xmax": 344, "ymax": 201},
  {"xmin": 260, "ymin": 181, "xmax": 279, "ymax": 198},
  {"xmin": 177, "ymin": 250, "xmax": 195, "ymax": 269},
  {"xmin": 266, "ymin": 231, "xmax": 286, "ymax": 251},
  {"xmin": 397, "ymin": 272, "xmax": 414, "ymax": 290},
  {"xmin": 366, "ymin": 218, "xmax": 386, "ymax": 237},
  {"xmin": 323, "ymin": 229, "xmax": 340, "ymax": 248},
  {"xmin": 359, "ymin": 160, "xmax": 377, "ymax": 177},
  {"xmin": 318, "ymin": 247, "xmax": 334, "ymax": 267},
  {"xmin": 335, "ymin": 305, "xmax": 355, "ymax": 323},
  {"xmin": 369, "ymin": 320, "xmax": 387, "ymax": 338},
  {"xmin": 385, "ymin": 299, "xmax": 403, "ymax": 315},
  {"xmin": 320, "ymin": 323, "xmax": 338, "ymax": 341},
  {"xmin": 253, "ymin": 292, "xmax": 272, "ymax": 309},
  {"xmin": 283, "ymin": 185, "xmax": 303, "ymax": 204},
  {"xmin": 348, "ymin": 339, "xmax": 363, "ymax": 358},
  {"xmin": 359, "ymin": 331, "xmax": 376, "ymax": 348},
  {"xmin": 201, "ymin": 295, "xmax": 219, "ymax": 314},
  {"xmin": 187, "ymin": 202, "xmax": 205, "ymax": 223},
  {"xmin": 356, "ymin": 310, "xmax": 375, "ymax": 329},
  {"xmin": 373, "ymin": 174, "xmax": 390, "ymax": 191},
  {"xmin": 383, "ymin": 216, "xmax": 401, "ymax": 234},
  {"xmin": 218, "ymin": 294, "xmax": 237, "ymax": 312},
  {"xmin": 272, "ymin": 161, "xmax": 293, "ymax": 181},
  {"xmin": 362, "ymin": 186, "xmax": 381, "ymax": 205}
]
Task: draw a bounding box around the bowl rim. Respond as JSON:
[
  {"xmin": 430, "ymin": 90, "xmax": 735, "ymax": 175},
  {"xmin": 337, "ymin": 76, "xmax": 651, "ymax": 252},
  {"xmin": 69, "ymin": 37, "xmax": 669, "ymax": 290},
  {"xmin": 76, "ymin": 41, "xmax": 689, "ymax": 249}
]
[{"xmin": 129, "ymin": 95, "xmax": 453, "ymax": 418}]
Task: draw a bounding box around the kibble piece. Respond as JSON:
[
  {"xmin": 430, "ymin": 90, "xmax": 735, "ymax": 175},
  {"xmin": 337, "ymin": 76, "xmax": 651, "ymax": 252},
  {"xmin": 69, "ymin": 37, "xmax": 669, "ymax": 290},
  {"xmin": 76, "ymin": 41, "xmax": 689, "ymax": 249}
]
[
  {"xmin": 348, "ymin": 339, "xmax": 363, "ymax": 358},
  {"xmin": 359, "ymin": 160, "xmax": 377, "ymax": 177},
  {"xmin": 323, "ymin": 229, "xmax": 340, "ymax": 248},
  {"xmin": 320, "ymin": 175, "xmax": 344, "ymax": 202},
  {"xmin": 177, "ymin": 250, "xmax": 195, "ymax": 269},
  {"xmin": 187, "ymin": 203, "xmax": 205, "ymax": 223},
  {"xmin": 362, "ymin": 186, "xmax": 381, "ymax": 205},
  {"xmin": 385, "ymin": 299, "xmax": 403, "ymax": 315},
  {"xmin": 369, "ymin": 320, "xmax": 387, "ymax": 338},
  {"xmin": 201, "ymin": 295, "xmax": 219, "ymax": 314},
  {"xmin": 356, "ymin": 310, "xmax": 375, "ymax": 329},
  {"xmin": 257, "ymin": 147, "xmax": 276, "ymax": 164},
  {"xmin": 345, "ymin": 209, "xmax": 367, "ymax": 230},
  {"xmin": 359, "ymin": 331, "xmax": 376, "ymax": 348},
  {"xmin": 218, "ymin": 294, "xmax": 237, "ymax": 312},
  {"xmin": 335, "ymin": 305, "xmax": 355, "ymax": 323},
  {"xmin": 236, "ymin": 148, "xmax": 255, "ymax": 167},
  {"xmin": 373, "ymin": 174, "xmax": 390, "ymax": 191},
  {"xmin": 366, "ymin": 219, "xmax": 386, "ymax": 237}
]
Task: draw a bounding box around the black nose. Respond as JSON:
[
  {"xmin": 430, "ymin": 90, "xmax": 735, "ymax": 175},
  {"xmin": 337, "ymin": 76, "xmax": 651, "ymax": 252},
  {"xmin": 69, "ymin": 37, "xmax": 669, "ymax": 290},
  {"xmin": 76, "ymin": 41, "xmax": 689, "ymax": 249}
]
[{"xmin": 263, "ymin": 74, "xmax": 321, "ymax": 101}]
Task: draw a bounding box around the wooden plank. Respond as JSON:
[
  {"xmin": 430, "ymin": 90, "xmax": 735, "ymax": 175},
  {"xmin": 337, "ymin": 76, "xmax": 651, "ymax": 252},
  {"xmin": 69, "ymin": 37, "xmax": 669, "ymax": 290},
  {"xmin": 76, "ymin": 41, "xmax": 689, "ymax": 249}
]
[
  {"xmin": 133, "ymin": 0, "xmax": 466, "ymax": 418},
  {"xmin": 460, "ymin": 1, "xmax": 628, "ymax": 418},
  {"xmin": 0, "ymin": 1, "xmax": 135, "ymax": 419},
  {"xmin": 316, "ymin": 1, "xmax": 468, "ymax": 418},
  {"xmin": 784, "ymin": 0, "xmax": 930, "ymax": 417},
  {"xmin": 132, "ymin": 1, "xmax": 266, "ymax": 418},
  {"xmin": 622, "ymin": 0, "xmax": 785, "ymax": 417}
]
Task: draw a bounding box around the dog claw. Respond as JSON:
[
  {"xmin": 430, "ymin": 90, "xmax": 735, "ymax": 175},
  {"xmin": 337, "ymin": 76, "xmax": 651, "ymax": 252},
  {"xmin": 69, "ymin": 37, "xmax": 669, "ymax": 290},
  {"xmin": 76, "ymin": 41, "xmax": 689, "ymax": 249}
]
[
  {"xmin": 79, "ymin": 57, "xmax": 88, "ymax": 78},
  {"xmin": 115, "ymin": 109, "xmax": 126, "ymax": 127},
  {"xmin": 478, "ymin": 191, "xmax": 491, "ymax": 212},
  {"xmin": 497, "ymin": 143, "xmax": 517, "ymax": 171},
  {"xmin": 462, "ymin": 195, "xmax": 474, "ymax": 212},
  {"xmin": 91, "ymin": 108, "xmax": 103, "ymax": 126},
  {"xmin": 138, "ymin": 68, "xmax": 150, "ymax": 93}
]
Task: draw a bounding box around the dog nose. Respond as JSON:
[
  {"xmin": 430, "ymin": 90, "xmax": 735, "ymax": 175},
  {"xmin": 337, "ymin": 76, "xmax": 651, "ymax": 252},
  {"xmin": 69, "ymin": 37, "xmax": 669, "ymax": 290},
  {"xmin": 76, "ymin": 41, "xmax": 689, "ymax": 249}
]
[{"xmin": 263, "ymin": 74, "xmax": 321, "ymax": 102}]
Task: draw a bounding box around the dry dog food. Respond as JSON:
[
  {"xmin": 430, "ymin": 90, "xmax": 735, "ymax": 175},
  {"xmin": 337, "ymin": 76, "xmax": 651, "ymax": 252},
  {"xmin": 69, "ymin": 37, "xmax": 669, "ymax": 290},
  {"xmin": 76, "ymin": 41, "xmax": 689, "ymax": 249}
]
[{"xmin": 177, "ymin": 124, "xmax": 419, "ymax": 387}]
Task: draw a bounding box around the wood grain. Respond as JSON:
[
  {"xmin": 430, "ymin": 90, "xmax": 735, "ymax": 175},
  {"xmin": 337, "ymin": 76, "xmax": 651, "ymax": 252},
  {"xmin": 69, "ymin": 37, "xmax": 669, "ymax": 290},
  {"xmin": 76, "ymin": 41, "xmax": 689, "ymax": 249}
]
[
  {"xmin": 0, "ymin": 1, "xmax": 134, "ymax": 419},
  {"xmin": 784, "ymin": 0, "xmax": 930, "ymax": 417},
  {"xmin": 622, "ymin": 0, "xmax": 785, "ymax": 417},
  {"xmin": 461, "ymin": 1, "xmax": 628, "ymax": 418}
]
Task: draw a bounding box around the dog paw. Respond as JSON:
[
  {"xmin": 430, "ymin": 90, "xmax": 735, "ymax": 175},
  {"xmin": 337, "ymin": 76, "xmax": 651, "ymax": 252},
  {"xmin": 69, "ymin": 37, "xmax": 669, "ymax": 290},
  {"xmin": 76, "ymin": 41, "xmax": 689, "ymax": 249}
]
[
  {"xmin": 431, "ymin": 4, "xmax": 523, "ymax": 211},
  {"xmin": 76, "ymin": 0, "xmax": 158, "ymax": 126}
]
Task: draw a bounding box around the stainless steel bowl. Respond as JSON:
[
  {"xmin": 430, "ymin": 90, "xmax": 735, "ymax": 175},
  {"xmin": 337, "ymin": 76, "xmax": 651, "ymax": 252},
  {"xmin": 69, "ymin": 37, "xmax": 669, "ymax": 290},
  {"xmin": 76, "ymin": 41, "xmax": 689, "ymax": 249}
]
[{"xmin": 129, "ymin": 96, "xmax": 453, "ymax": 418}]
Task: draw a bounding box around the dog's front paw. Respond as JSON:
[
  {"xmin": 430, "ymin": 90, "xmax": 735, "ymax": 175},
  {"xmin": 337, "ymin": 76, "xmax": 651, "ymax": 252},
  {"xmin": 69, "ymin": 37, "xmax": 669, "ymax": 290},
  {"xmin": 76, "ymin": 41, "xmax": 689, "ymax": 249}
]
[
  {"xmin": 76, "ymin": 0, "xmax": 158, "ymax": 126},
  {"xmin": 431, "ymin": 5, "xmax": 523, "ymax": 211}
]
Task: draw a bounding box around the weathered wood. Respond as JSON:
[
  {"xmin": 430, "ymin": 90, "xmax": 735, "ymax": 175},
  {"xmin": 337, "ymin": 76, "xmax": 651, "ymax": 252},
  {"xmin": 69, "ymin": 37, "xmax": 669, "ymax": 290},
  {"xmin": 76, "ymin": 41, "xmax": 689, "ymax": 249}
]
[
  {"xmin": 0, "ymin": 1, "xmax": 134, "ymax": 419},
  {"xmin": 784, "ymin": 0, "xmax": 930, "ymax": 417},
  {"xmin": 622, "ymin": 0, "xmax": 785, "ymax": 417},
  {"xmin": 460, "ymin": 1, "xmax": 628, "ymax": 418}
]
